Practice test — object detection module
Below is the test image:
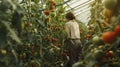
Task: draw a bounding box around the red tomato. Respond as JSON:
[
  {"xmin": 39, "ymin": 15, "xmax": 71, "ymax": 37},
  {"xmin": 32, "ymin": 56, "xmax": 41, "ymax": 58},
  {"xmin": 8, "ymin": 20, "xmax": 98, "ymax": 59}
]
[
  {"xmin": 44, "ymin": 10, "xmax": 50, "ymax": 16},
  {"xmin": 106, "ymin": 50, "xmax": 115, "ymax": 58},
  {"xmin": 102, "ymin": 31, "xmax": 116, "ymax": 44},
  {"xmin": 114, "ymin": 25, "xmax": 120, "ymax": 37}
]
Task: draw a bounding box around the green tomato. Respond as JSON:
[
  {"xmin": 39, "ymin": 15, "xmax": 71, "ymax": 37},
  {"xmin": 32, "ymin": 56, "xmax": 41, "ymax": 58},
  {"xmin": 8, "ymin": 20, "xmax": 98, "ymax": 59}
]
[
  {"xmin": 92, "ymin": 36, "xmax": 103, "ymax": 45},
  {"xmin": 102, "ymin": 0, "xmax": 117, "ymax": 9},
  {"xmin": 92, "ymin": 50, "xmax": 104, "ymax": 60}
]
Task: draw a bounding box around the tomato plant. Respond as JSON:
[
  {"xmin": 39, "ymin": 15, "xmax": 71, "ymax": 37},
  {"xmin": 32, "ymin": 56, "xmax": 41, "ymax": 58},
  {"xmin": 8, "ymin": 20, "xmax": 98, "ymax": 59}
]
[{"xmin": 84, "ymin": 0, "xmax": 120, "ymax": 67}]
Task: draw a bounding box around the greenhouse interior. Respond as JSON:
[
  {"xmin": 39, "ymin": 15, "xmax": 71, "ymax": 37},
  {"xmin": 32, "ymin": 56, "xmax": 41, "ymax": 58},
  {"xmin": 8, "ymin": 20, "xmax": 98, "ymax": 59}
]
[{"xmin": 0, "ymin": 0, "xmax": 120, "ymax": 67}]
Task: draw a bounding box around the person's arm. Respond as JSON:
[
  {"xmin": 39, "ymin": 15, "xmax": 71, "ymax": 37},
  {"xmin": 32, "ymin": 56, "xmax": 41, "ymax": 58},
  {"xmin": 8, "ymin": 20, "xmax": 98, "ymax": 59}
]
[{"xmin": 65, "ymin": 23, "xmax": 70, "ymax": 38}]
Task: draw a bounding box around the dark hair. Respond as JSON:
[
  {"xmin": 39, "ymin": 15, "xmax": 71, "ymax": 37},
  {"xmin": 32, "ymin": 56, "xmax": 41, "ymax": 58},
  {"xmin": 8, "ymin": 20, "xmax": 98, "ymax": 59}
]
[{"xmin": 65, "ymin": 12, "xmax": 75, "ymax": 20}]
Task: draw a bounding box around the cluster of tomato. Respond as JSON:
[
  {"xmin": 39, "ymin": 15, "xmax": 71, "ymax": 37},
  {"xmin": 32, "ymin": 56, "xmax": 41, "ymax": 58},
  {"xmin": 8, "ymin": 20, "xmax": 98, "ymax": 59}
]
[
  {"xmin": 44, "ymin": 0, "xmax": 57, "ymax": 16},
  {"xmin": 44, "ymin": 34, "xmax": 58, "ymax": 43},
  {"xmin": 89, "ymin": 43, "xmax": 116, "ymax": 67},
  {"xmin": 50, "ymin": 25, "xmax": 61, "ymax": 31},
  {"xmin": 18, "ymin": 44, "xmax": 40, "ymax": 59},
  {"xmin": 102, "ymin": 25, "xmax": 120, "ymax": 44}
]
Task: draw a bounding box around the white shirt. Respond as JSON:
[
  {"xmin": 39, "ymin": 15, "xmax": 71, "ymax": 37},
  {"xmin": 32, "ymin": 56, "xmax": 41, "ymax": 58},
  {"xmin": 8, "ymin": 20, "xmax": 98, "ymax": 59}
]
[{"xmin": 65, "ymin": 20, "xmax": 80, "ymax": 39}]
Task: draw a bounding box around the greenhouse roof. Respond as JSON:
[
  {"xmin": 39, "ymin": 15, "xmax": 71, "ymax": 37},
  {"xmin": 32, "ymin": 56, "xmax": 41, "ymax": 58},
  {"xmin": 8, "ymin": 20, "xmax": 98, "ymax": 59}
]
[{"xmin": 64, "ymin": 0, "xmax": 94, "ymax": 25}]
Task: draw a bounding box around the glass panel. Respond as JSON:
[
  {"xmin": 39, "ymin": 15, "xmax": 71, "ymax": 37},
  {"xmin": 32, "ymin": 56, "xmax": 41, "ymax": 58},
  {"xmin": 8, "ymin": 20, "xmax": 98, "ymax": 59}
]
[
  {"xmin": 65, "ymin": 0, "xmax": 95, "ymax": 24},
  {"xmin": 74, "ymin": 7, "xmax": 91, "ymax": 16},
  {"xmin": 73, "ymin": 5, "xmax": 89, "ymax": 14}
]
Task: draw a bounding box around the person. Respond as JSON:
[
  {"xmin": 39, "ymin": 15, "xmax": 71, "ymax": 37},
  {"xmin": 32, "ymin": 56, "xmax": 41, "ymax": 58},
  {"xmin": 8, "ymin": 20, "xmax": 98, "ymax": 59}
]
[{"xmin": 64, "ymin": 12, "xmax": 82, "ymax": 67}]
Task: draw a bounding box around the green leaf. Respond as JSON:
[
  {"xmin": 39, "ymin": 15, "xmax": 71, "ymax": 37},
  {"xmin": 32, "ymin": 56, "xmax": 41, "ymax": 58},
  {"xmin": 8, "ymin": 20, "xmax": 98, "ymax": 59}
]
[{"xmin": 2, "ymin": 21, "xmax": 22, "ymax": 44}]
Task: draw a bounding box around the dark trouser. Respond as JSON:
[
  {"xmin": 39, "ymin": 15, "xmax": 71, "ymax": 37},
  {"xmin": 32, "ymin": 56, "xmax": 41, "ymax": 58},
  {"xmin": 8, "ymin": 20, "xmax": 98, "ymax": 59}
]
[{"xmin": 64, "ymin": 39, "xmax": 82, "ymax": 67}]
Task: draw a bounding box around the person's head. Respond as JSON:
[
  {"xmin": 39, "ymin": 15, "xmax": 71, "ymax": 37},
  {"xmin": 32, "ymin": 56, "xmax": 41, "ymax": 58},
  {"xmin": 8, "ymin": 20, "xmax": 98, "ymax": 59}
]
[{"xmin": 65, "ymin": 12, "xmax": 75, "ymax": 20}]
